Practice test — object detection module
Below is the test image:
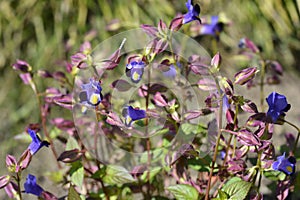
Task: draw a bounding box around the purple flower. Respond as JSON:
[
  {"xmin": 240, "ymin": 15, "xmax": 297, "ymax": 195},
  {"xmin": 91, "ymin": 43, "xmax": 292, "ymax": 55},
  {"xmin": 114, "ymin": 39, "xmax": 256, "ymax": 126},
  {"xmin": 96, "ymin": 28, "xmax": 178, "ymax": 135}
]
[
  {"xmin": 79, "ymin": 78, "xmax": 103, "ymax": 106},
  {"xmin": 122, "ymin": 106, "xmax": 146, "ymax": 126},
  {"xmin": 183, "ymin": 0, "xmax": 201, "ymax": 24},
  {"xmin": 200, "ymin": 16, "xmax": 224, "ymax": 40},
  {"xmin": 27, "ymin": 129, "xmax": 49, "ymax": 155},
  {"xmin": 126, "ymin": 61, "xmax": 146, "ymax": 83},
  {"xmin": 272, "ymin": 153, "xmax": 296, "ymax": 175},
  {"xmin": 24, "ymin": 174, "xmax": 44, "ymax": 197},
  {"xmin": 266, "ymin": 92, "xmax": 290, "ymax": 123}
]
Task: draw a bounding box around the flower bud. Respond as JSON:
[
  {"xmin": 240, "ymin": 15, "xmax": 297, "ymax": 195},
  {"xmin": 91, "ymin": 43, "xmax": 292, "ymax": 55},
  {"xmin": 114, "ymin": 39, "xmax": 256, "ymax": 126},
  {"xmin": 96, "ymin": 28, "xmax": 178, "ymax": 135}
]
[
  {"xmin": 234, "ymin": 67, "xmax": 257, "ymax": 85},
  {"xmin": 6, "ymin": 155, "xmax": 17, "ymax": 173},
  {"xmin": 210, "ymin": 52, "xmax": 221, "ymax": 72}
]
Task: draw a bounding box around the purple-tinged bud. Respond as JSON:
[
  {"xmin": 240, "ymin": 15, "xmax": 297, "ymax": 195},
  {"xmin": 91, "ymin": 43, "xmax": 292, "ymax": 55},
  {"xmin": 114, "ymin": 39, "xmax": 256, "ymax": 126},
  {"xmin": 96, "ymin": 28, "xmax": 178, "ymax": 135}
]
[
  {"xmin": 169, "ymin": 16, "xmax": 183, "ymax": 31},
  {"xmin": 37, "ymin": 70, "xmax": 53, "ymax": 78},
  {"xmin": 6, "ymin": 155, "xmax": 17, "ymax": 173},
  {"xmin": 18, "ymin": 149, "xmax": 32, "ymax": 170},
  {"xmin": 266, "ymin": 60, "xmax": 283, "ymax": 75},
  {"xmin": 106, "ymin": 19, "xmax": 121, "ymax": 31},
  {"xmin": 12, "ymin": 59, "xmax": 32, "ymax": 73},
  {"xmin": 241, "ymin": 99, "xmax": 258, "ymax": 113},
  {"xmin": 234, "ymin": 67, "xmax": 257, "ymax": 85},
  {"xmin": 57, "ymin": 149, "xmax": 84, "ymax": 163},
  {"xmin": 266, "ymin": 75, "xmax": 280, "ymax": 85},
  {"xmin": 247, "ymin": 113, "xmax": 266, "ymax": 127},
  {"xmin": 211, "ymin": 52, "xmax": 221, "ymax": 72},
  {"xmin": 0, "ymin": 175, "xmax": 10, "ymax": 189},
  {"xmin": 52, "ymin": 71, "xmax": 66, "ymax": 82},
  {"xmin": 238, "ymin": 38, "xmax": 260, "ymax": 53},
  {"xmin": 153, "ymin": 92, "xmax": 168, "ymax": 107}
]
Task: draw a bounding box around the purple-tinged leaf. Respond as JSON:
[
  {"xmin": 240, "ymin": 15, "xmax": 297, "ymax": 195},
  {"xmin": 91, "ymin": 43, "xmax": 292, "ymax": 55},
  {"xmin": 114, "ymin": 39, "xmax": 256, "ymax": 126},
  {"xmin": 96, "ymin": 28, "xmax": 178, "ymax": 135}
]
[
  {"xmin": 106, "ymin": 112, "xmax": 124, "ymax": 127},
  {"xmin": 247, "ymin": 113, "xmax": 266, "ymax": 127},
  {"xmin": 153, "ymin": 38, "xmax": 168, "ymax": 54},
  {"xmin": 140, "ymin": 24, "xmax": 158, "ymax": 37},
  {"xmin": 131, "ymin": 165, "xmax": 147, "ymax": 178},
  {"xmin": 198, "ymin": 78, "xmax": 217, "ymax": 91},
  {"xmin": 53, "ymin": 95, "xmax": 73, "ymax": 110},
  {"xmin": 184, "ymin": 109, "xmax": 212, "ymax": 120},
  {"xmin": 111, "ymin": 79, "xmax": 133, "ymax": 92},
  {"xmin": 71, "ymin": 53, "xmax": 88, "ymax": 69},
  {"xmin": 4, "ymin": 181, "xmax": 18, "ymax": 198},
  {"xmin": 102, "ymin": 49, "xmax": 121, "ymax": 70},
  {"xmin": 148, "ymin": 83, "xmax": 168, "ymax": 94},
  {"xmin": 158, "ymin": 19, "xmax": 167, "ymax": 34},
  {"xmin": 276, "ymin": 180, "xmax": 290, "ymax": 200}
]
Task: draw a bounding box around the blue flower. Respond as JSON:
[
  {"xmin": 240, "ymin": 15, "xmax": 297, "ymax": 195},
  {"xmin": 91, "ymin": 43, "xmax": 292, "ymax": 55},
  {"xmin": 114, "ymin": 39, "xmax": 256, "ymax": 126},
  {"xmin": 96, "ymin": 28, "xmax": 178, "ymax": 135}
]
[
  {"xmin": 28, "ymin": 129, "xmax": 49, "ymax": 155},
  {"xmin": 24, "ymin": 174, "xmax": 44, "ymax": 196},
  {"xmin": 162, "ymin": 65, "xmax": 177, "ymax": 78},
  {"xmin": 122, "ymin": 106, "xmax": 146, "ymax": 126},
  {"xmin": 266, "ymin": 92, "xmax": 290, "ymax": 123},
  {"xmin": 126, "ymin": 61, "xmax": 146, "ymax": 83},
  {"xmin": 79, "ymin": 78, "xmax": 103, "ymax": 106},
  {"xmin": 272, "ymin": 152, "xmax": 296, "ymax": 175},
  {"xmin": 183, "ymin": 0, "xmax": 201, "ymax": 24},
  {"xmin": 200, "ymin": 16, "xmax": 224, "ymax": 40}
]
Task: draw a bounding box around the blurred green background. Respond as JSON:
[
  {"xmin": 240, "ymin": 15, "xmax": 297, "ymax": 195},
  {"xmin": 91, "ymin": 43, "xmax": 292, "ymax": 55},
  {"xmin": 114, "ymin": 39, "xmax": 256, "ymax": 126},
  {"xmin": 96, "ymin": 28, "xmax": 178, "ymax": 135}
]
[{"xmin": 0, "ymin": 0, "xmax": 299, "ymax": 198}]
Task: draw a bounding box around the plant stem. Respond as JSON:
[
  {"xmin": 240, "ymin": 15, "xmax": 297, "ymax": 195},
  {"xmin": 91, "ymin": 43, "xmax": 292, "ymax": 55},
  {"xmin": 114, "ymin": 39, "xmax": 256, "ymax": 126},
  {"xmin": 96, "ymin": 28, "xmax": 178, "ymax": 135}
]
[
  {"xmin": 32, "ymin": 80, "xmax": 61, "ymax": 169},
  {"xmin": 205, "ymin": 75, "xmax": 223, "ymax": 200},
  {"xmin": 16, "ymin": 173, "xmax": 22, "ymax": 200},
  {"xmin": 284, "ymin": 120, "xmax": 300, "ymax": 154},
  {"xmin": 259, "ymin": 59, "xmax": 266, "ymax": 112}
]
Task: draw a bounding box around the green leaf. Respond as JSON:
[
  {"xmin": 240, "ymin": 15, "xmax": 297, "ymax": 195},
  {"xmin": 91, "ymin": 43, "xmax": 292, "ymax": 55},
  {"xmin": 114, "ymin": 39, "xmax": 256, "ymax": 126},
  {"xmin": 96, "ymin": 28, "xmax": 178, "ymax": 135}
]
[
  {"xmin": 213, "ymin": 189, "xmax": 229, "ymax": 200},
  {"xmin": 140, "ymin": 166, "xmax": 161, "ymax": 183},
  {"xmin": 68, "ymin": 185, "xmax": 81, "ymax": 200},
  {"xmin": 140, "ymin": 148, "xmax": 165, "ymax": 164},
  {"xmin": 103, "ymin": 165, "xmax": 136, "ymax": 185},
  {"xmin": 222, "ymin": 177, "xmax": 251, "ymax": 200},
  {"xmin": 66, "ymin": 136, "xmax": 80, "ymax": 150},
  {"xmin": 70, "ymin": 162, "xmax": 84, "ymax": 187},
  {"xmin": 167, "ymin": 184, "xmax": 199, "ymax": 200},
  {"xmin": 263, "ymin": 170, "xmax": 286, "ymax": 181},
  {"xmin": 181, "ymin": 123, "xmax": 198, "ymax": 135}
]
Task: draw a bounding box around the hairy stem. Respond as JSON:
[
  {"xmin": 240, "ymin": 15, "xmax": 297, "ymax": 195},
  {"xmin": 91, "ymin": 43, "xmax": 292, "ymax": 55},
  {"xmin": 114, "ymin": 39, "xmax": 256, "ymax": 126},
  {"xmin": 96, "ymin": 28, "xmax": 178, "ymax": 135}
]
[{"xmin": 205, "ymin": 75, "xmax": 223, "ymax": 200}]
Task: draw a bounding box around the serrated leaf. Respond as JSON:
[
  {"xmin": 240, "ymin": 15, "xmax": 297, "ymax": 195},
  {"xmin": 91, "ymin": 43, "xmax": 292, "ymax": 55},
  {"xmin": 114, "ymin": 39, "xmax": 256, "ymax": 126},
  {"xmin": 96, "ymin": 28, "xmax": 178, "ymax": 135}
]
[
  {"xmin": 167, "ymin": 184, "xmax": 199, "ymax": 200},
  {"xmin": 68, "ymin": 185, "xmax": 81, "ymax": 200},
  {"xmin": 103, "ymin": 165, "xmax": 136, "ymax": 185},
  {"xmin": 222, "ymin": 177, "xmax": 251, "ymax": 200}
]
